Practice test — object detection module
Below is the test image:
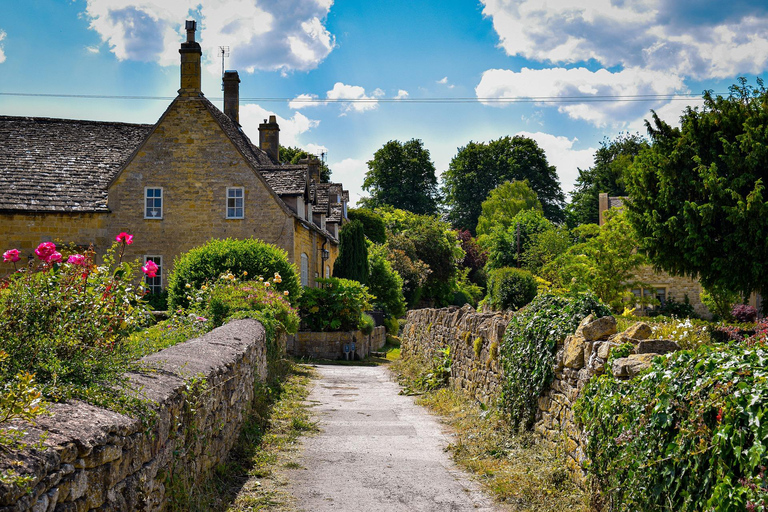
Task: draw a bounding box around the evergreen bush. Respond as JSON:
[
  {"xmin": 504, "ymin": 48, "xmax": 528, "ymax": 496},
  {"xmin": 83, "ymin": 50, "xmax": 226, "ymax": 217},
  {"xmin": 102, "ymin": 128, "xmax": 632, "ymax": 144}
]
[
  {"xmin": 367, "ymin": 244, "xmax": 406, "ymax": 318},
  {"xmin": 347, "ymin": 208, "xmax": 386, "ymax": 244},
  {"xmin": 487, "ymin": 267, "xmax": 537, "ymax": 311},
  {"xmin": 298, "ymin": 278, "xmax": 373, "ymax": 332},
  {"xmin": 167, "ymin": 238, "xmax": 300, "ymax": 310},
  {"xmin": 332, "ymin": 220, "xmax": 369, "ymax": 284}
]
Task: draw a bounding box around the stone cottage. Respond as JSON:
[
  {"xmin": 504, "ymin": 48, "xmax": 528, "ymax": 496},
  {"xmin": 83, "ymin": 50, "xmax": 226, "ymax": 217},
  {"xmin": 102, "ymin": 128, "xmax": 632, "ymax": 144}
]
[{"xmin": 0, "ymin": 20, "xmax": 347, "ymax": 290}]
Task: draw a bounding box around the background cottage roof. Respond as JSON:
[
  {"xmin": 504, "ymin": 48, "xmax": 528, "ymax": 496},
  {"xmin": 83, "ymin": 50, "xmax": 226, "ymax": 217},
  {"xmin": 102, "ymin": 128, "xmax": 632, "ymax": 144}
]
[
  {"xmin": 260, "ymin": 167, "xmax": 308, "ymax": 195},
  {"xmin": 0, "ymin": 116, "xmax": 152, "ymax": 212},
  {"xmin": 201, "ymin": 98, "xmax": 274, "ymax": 167}
]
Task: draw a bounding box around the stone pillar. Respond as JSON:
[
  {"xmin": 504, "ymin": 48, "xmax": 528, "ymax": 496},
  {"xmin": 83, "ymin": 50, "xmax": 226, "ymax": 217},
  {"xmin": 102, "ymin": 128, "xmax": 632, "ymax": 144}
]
[{"xmin": 223, "ymin": 70, "xmax": 240, "ymax": 125}]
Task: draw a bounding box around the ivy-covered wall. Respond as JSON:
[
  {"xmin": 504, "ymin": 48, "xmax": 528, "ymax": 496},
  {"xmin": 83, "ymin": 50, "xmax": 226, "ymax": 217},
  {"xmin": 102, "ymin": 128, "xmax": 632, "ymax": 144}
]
[{"xmin": 0, "ymin": 319, "xmax": 268, "ymax": 512}]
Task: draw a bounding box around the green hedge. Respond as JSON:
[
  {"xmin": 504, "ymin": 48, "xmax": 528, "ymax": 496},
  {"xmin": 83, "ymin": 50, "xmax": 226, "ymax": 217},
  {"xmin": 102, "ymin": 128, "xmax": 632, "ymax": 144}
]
[
  {"xmin": 576, "ymin": 340, "xmax": 768, "ymax": 511},
  {"xmin": 298, "ymin": 277, "xmax": 373, "ymax": 332},
  {"xmin": 501, "ymin": 293, "xmax": 611, "ymax": 430},
  {"xmin": 167, "ymin": 238, "xmax": 300, "ymax": 310}
]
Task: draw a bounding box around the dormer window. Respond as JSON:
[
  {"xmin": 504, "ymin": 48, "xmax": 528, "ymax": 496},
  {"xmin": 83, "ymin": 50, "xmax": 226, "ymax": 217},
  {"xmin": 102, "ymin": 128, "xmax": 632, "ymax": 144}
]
[{"xmin": 145, "ymin": 187, "xmax": 163, "ymax": 219}]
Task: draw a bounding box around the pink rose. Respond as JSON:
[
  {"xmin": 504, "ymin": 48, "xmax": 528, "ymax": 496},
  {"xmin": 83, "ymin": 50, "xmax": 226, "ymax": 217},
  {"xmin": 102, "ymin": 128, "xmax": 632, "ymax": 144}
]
[
  {"xmin": 34, "ymin": 242, "xmax": 56, "ymax": 261},
  {"xmin": 116, "ymin": 232, "xmax": 134, "ymax": 245},
  {"xmin": 47, "ymin": 251, "xmax": 63, "ymax": 263},
  {"xmin": 142, "ymin": 260, "xmax": 159, "ymax": 278},
  {"xmin": 2, "ymin": 249, "xmax": 20, "ymax": 263},
  {"xmin": 67, "ymin": 254, "xmax": 86, "ymax": 266}
]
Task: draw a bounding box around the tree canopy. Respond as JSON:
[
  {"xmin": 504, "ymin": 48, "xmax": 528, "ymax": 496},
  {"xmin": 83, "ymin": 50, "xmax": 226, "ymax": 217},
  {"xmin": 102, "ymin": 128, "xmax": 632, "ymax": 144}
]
[
  {"xmin": 360, "ymin": 139, "xmax": 439, "ymax": 215},
  {"xmin": 476, "ymin": 180, "xmax": 542, "ymax": 238},
  {"xmin": 332, "ymin": 220, "xmax": 368, "ymax": 284},
  {"xmin": 279, "ymin": 145, "xmax": 332, "ymax": 182},
  {"xmin": 566, "ymin": 133, "xmax": 648, "ymax": 226},
  {"xmin": 443, "ymin": 135, "xmax": 565, "ymax": 233},
  {"xmin": 625, "ymin": 79, "xmax": 768, "ymax": 298}
]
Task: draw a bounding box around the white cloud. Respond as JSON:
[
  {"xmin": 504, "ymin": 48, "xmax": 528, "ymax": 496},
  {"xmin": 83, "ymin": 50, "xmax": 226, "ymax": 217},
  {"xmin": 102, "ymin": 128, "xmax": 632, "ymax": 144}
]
[
  {"xmin": 288, "ymin": 93, "xmax": 325, "ymax": 109},
  {"xmin": 328, "ymin": 158, "xmax": 367, "ymax": 206},
  {"xmin": 437, "ymin": 76, "xmax": 455, "ymax": 89},
  {"xmin": 0, "ymin": 30, "xmax": 6, "ymax": 64},
  {"xmin": 480, "ymin": 0, "xmax": 768, "ymax": 80},
  {"xmin": 85, "ymin": 45, "xmax": 101, "ymax": 54},
  {"xmin": 304, "ymin": 143, "xmax": 328, "ymax": 156},
  {"xmin": 516, "ymin": 131, "xmax": 595, "ymax": 193},
  {"xmin": 239, "ymin": 104, "xmax": 320, "ymax": 147},
  {"xmin": 395, "ymin": 89, "xmax": 409, "ymax": 100},
  {"xmin": 476, "ymin": 67, "xmax": 686, "ymax": 126},
  {"xmin": 290, "ymin": 82, "xmax": 380, "ymax": 114},
  {"xmin": 81, "ymin": 0, "xmax": 335, "ymax": 72}
]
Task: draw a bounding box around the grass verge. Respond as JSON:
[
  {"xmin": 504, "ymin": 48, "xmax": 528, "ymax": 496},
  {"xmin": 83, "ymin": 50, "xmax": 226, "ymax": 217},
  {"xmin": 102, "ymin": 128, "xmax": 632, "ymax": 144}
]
[
  {"xmin": 167, "ymin": 359, "xmax": 318, "ymax": 512},
  {"xmin": 391, "ymin": 355, "xmax": 588, "ymax": 512}
]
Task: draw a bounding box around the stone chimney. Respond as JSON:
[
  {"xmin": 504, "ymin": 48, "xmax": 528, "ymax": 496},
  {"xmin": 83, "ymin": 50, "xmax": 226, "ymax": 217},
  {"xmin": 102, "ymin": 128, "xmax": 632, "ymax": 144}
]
[
  {"xmin": 179, "ymin": 20, "xmax": 202, "ymax": 97},
  {"xmin": 300, "ymin": 156, "xmax": 321, "ymax": 183},
  {"xmin": 259, "ymin": 115, "xmax": 280, "ymax": 162},
  {"xmin": 222, "ymin": 70, "xmax": 240, "ymax": 125}
]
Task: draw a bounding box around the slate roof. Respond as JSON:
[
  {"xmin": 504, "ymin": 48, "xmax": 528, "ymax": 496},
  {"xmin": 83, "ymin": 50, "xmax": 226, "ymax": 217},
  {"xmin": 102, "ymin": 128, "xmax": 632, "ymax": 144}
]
[
  {"xmin": 260, "ymin": 167, "xmax": 308, "ymax": 195},
  {"xmin": 0, "ymin": 116, "xmax": 153, "ymax": 212},
  {"xmin": 608, "ymin": 196, "xmax": 626, "ymax": 210},
  {"xmin": 327, "ymin": 203, "xmax": 343, "ymax": 223}
]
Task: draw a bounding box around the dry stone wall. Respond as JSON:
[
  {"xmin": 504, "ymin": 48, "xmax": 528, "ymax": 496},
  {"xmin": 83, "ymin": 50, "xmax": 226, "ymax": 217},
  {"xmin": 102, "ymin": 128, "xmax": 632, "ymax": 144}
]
[
  {"xmin": 401, "ymin": 306, "xmax": 512, "ymax": 404},
  {"xmin": 286, "ymin": 326, "xmax": 385, "ymax": 360},
  {"xmin": 402, "ymin": 307, "xmax": 681, "ymax": 481},
  {"xmin": 0, "ymin": 319, "xmax": 268, "ymax": 512}
]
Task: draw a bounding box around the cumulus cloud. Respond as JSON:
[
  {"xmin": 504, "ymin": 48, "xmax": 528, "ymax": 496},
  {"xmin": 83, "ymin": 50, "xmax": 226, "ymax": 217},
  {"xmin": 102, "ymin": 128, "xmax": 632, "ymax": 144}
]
[
  {"xmin": 476, "ymin": 67, "xmax": 686, "ymax": 126},
  {"xmin": 239, "ymin": 104, "xmax": 320, "ymax": 147},
  {"xmin": 395, "ymin": 89, "xmax": 409, "ymax": 100},
  {"xmin": 480, "ymin": 0, "xmax": 768, "ymax": 79},
  {"xmin": 291, "ymin": 82, "xmax": 381, "ymax": 114},
  {"xmin": 81, "ymin": 0, "xmax": 335, "ymax": 72},
  {"xmin": 328, "ymin": 158, "xmax": 367, "ymax": 206},
  {"xmin": 437, "ymin": 76, "xmax": 455, "ymax": 89},
  {"xmin": 516, "ymin": 131, "xmax": 595, "ymax": 193},
  {"xmin": 0, "ymin": 30, "xmax": 6, "ymax": 64}
]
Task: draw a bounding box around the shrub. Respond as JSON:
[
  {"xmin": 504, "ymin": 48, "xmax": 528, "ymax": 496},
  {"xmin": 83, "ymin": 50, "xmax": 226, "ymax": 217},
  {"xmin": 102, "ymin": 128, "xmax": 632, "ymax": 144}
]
[
  {"xmin": 299, "ymin": 278, "xmax": 373, "ymax": 332},
  {"xmin": 501, "ymin": 293, "xmax": 611, "ymax": 430},
  {"xmin": 383, "ymin": 315, "xmax": 400, "ymax": 335},
  {"xmin": 487, "ymin": 267, "xmax": 537, "ymax": 311},
  {"xmin": 732, "ymin": 303, "xmax": 758, "ymax": 323},
  {"xmin": 167, "ymin": 238, "xmax": 300, "ymax": 310},
  {"xmin": 367, "ymin": 244, "xmax": 406, "ymax": 318},
  {"xmin": 577, "ymin": 343, "xmax": 768, "ymax": 510},
  {"xmin": 648, "ymin": 294, "xmax": 698, "ymax": 319},
  {"xmin": 332, "ymin": 220, "xmax": 369, "ymax": 284},
  {"xmin": 701, "ymin": 284, "xmax": 740, "ymax": 321},
  {"xmin": 358, "ymin": 313, "xmax": 375, "ymax": 335},
  {"xmin": 0, "ymin": 237, "xmax": 150, "ymax": 400}
]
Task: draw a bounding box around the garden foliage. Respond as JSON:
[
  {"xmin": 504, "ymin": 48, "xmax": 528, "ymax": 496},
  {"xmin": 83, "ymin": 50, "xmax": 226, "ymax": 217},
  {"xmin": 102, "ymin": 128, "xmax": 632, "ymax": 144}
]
[
  {"xmin": 366, "ymin": 244, "xmax": 406, "ymax": 318},
  {"xmin": 484, "ymin": 209, "xmax": 554, "ymax": 271},
  {"xmin": 332, "ymin": 220, "xmax": 369, "ymax": 285},
  {"xmin": 167, "ymin": 238, "xmax": 300, "ymax": 310},
  {"xmin": 486, "ymin": 267, "xmax": 537, "ymax": 311},
  {"xmin": 347, "ymin": 208, "xmax": 387, "ymax": 244},
  {"xmin": 577, "ymin": 339, "xmax": 768, "ymax": 511},
  {"xmin": 298, "ymin": 277, "xmax": 373, "ymax": 332},
  {"xmin": 501, "ymin": 293, "xmax": 611, "ymax": 430}
]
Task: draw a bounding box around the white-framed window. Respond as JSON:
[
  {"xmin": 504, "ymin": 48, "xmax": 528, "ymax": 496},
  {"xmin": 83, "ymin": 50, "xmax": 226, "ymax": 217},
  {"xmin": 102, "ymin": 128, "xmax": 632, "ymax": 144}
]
[
  {"xmin": 227, "ymin": 187, "xmax": 244, "ymax": 219},
  {"xmin": 300, "ymin": 253, "xmax": 309, "ymax": 287},
  {"xmin": 144, "ymin": 255, "xmax": 163, "ymax": 295},
  {"xmin": 145, "ymin": 187, "xmax": 163, "ymax": 219}
]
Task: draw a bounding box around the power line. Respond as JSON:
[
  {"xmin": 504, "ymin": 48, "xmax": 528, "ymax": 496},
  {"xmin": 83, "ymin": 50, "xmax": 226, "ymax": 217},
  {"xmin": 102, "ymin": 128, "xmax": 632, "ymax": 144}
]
[{"xmin": 0, "ymin": 91, "xmax": 713, "ymax": 104}]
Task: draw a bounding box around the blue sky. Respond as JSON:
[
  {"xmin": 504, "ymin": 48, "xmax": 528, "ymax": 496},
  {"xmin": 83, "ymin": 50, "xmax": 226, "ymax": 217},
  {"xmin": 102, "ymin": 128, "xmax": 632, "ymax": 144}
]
[{"xmin": 2, "ymin": 0, "xmax": 768, "ymax": 205}]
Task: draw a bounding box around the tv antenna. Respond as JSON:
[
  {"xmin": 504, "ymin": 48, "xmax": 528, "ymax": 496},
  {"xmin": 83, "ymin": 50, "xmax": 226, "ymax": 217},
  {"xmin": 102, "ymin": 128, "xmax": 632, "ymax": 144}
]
[{"xmin": 218, "ymin": 46, "xmax": 230, "ymax": 89}]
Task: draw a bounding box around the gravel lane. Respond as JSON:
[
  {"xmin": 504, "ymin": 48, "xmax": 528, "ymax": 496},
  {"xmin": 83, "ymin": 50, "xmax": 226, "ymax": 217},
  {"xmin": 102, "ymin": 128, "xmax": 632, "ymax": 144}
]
[{"xmin": 286, "ymin": 364, "xmax": 499, "ymax": 511}]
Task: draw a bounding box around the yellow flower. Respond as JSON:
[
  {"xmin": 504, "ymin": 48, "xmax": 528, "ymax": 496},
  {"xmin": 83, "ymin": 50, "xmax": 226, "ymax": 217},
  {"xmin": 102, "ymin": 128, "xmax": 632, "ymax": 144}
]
[
  {"xmin": 259, "ymin": 277, "xmax": 264, "ymax": 282},
  {"xmin": 283, "ymin": 290, "xmax": 289, "ymax": 296},
  {"xmin": 185, "ymin": 283, "xmax": 191, "ymax": 289},
  {"xmin": 264, "ymin": 282, "xmax": 270, "ymax": 287},
  {"xmin": 243, "ymin": 271, "xmax": 248, "ymax": 276},
  {"xmin": 201, "ymin": 285, "xmax": 208, "ymax": 291}
]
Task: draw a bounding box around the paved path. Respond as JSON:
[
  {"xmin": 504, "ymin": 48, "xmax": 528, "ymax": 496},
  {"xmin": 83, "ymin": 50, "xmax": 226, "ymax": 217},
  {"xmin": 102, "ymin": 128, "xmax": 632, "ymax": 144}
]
[{"xmin": 287, "ymin": 364, "xmax": 499, "ymax": 511}]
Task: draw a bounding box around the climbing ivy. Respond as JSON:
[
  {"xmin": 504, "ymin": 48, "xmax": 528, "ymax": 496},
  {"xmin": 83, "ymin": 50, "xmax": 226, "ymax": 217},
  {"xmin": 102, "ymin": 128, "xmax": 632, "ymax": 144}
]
[
  {"xmin": 501, "ymin": 293, "xmax": 610, "ymax": 430},
  {"xmin": 576, "ymin": 341, "xmax": 768, "ymax": 511}
]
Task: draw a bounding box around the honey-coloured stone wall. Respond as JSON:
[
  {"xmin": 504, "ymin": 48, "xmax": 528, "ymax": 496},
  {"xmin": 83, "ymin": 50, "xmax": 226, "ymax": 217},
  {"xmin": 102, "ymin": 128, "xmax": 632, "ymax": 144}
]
[{"xmin": 0, "ymin": 319, "xmax": 268, "ymax": 512}]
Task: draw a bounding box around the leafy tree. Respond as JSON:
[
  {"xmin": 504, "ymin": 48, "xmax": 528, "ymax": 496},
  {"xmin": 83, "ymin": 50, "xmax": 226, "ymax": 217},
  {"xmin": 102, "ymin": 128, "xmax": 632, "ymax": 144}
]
[
  {"xmin": 378, "ymin": 207, "xmax": 464, "ymax": 307},
  {"xmin": 279, "ymin": 145, "xmax": 332, "ymax": 182},
  {"xmin": 522, "ymin": 225, "xmax": 573, "ymax": 278},
  {"xmin": 476, "ymin": 180, "xmax": 542, "ymax": 238},
  {"xmin": 443, "ymin": 135, "xmax": 565, "ymax": 233},
  {"xmin": 347, "ymin": 208, "xmax": 386, "ymax": 244},
  {"xmin": 547, "ymin": 210, "xmax": 646, "ymax": 311},
  {"xmin": 367, "ymin": 244, "xmax": 406, "ymax": 318},
  {"xmin": 360, "ymin": 139, "xmax": 439, "ymax": 214},
  {"xmin": 566, "ymin": 133, "xmax": 648, "ymax": 226},
  {"xmin": 626, "ymin": 79, "xmax": 768, "ymax": 299},
  {"xmin": 332, "ymin": 220, "xmax": 368, "ymax": 285},
  {"xmin": 456, "ymin": 230, "xmax": 488, "ymax": 289},
  {"xmin": 484, "ymin": 209, "xmax": 554, "ymax": 271}
]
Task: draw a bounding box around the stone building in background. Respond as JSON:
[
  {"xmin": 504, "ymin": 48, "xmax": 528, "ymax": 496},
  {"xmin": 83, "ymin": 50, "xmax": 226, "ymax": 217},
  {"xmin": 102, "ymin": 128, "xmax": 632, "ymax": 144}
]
[{"xmin": 0, "ymin": 20, "xmax": 347, "ymax": 290}]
